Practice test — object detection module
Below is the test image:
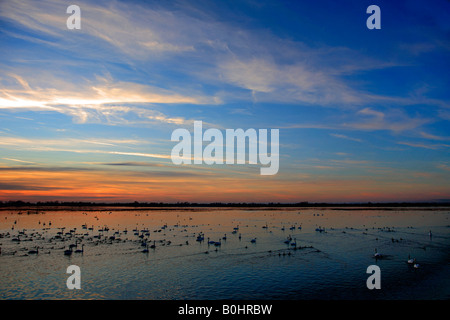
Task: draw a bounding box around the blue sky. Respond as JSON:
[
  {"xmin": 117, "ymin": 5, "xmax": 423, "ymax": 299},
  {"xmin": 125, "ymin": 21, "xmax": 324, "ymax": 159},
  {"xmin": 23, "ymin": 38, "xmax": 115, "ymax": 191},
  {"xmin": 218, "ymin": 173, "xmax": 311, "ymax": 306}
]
[{"xmin": 0, "ymin": 0, "xmax": 449, "ymax": 202}]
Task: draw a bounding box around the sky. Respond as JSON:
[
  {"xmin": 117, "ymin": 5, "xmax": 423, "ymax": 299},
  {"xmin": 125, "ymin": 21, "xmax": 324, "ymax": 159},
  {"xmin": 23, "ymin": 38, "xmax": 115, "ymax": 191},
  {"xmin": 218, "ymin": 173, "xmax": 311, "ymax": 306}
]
[{"xmin": 0, "ymin": 0, "xmax": 449, "ymax": 203}]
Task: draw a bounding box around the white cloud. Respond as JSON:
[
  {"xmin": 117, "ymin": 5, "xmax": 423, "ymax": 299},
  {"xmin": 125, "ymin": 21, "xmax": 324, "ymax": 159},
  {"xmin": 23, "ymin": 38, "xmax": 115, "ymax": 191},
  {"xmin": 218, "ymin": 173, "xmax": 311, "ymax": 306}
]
[
  {"xmin": 1, "ymin": 0, "xmax": 447, "ymax": 113},
  {"xmin": 0, "ymin": 135, "xmax": 171, "ymax": 160},
  {"xmin": 0, "ymin": 73, "xmax": 218, "ymax": 125}
]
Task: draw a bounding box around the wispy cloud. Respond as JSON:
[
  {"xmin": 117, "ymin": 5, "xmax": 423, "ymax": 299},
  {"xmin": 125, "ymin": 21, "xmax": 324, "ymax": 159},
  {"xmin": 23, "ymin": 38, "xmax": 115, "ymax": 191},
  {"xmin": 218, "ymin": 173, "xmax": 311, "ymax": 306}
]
[
  {"xmin": 0, "ymin": 0, "xmax": 199, "ymax": 57},
  {"xmin": 0, "ymin": 135, "xmax": 172, "ymax": 161},
  {"xmin": 330, "ymin": 133, "xmax": 362, "ymax": 142},
  {"xmin": 3, "ymin": 0, "xmax": 440, "ymax": 110},
  {"xmin": 419, "ymin": 131, "xmax": 450, "ymax": 141},
  {"xmin": 0, "ymin": 136, "xmax": 147, "ymax": 148},
  {"xmin": 99, "ymin": 162, "xmax": 167, "ymax": 167},
  {"xmin": 398, "ymin": 141, "xmax": 450, "ymax": 150},
  {"xmin": 343, "ymin": 107, "xmax": 432, "ymax": 132},
  {"xmin": 0, "ymin": 73, "xmax": 219, "ymax": 125},
  {"xmin": 106, "ymin": 151, "xmax": 170, "ymax": 160},
  {"xmin": 2, "ymin": 157, "xmax": 35, "ymax": 164},
  {"xmin": 436, "ymin": 163, "xmax": 450, "ymax": 172}
]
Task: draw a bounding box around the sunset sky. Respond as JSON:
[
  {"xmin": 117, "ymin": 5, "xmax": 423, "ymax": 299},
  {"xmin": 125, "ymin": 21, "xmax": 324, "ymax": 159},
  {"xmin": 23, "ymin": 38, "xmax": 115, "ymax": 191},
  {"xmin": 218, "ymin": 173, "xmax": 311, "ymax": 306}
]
[{"xmin": 0, "ymin": 0, "xmax": 449, "ymax": 203}]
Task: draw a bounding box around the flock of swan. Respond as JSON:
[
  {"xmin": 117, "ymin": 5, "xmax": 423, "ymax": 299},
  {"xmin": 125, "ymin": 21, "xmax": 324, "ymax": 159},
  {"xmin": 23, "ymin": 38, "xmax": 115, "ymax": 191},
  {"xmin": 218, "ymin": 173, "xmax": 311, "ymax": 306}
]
[{"xmin": 0, "ymin": 212, "xmax": 432, "ymax": 273}]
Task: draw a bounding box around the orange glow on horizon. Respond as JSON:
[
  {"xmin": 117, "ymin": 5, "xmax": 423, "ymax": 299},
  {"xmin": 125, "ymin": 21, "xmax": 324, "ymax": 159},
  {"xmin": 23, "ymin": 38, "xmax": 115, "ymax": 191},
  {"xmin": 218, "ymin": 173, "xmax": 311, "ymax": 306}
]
[{"xmin": 0, "ymin": 167, "xmax": 448, "ymax": 203}]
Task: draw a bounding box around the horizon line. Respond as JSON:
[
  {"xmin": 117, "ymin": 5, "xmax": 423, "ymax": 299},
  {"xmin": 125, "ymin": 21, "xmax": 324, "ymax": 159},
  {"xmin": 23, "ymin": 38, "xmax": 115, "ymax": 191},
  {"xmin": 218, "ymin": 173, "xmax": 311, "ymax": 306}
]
[{"xmin": 1, "ymin": 200, "xmax": 449, "ymax": 208}]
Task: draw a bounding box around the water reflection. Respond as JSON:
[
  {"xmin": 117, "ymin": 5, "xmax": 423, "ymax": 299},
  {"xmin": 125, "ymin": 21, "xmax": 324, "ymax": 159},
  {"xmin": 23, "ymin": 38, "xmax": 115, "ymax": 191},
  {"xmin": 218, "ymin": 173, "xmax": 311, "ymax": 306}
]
[{"xmin": 0, "ymin": 207, "xmax": 449, "ymax": 299}]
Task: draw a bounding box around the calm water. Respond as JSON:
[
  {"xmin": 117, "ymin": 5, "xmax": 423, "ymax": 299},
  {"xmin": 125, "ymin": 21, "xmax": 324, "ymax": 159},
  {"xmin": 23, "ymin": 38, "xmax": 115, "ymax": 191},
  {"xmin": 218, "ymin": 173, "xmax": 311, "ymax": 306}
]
[{"xmin": 0, "ymin": 207, "xmax": 449, "ymax": 300}]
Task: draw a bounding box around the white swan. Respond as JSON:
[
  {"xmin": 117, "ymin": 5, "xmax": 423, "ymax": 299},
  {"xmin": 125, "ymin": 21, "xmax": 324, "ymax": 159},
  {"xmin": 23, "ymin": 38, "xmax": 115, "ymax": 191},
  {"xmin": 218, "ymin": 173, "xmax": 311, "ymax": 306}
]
[{"xmin": 374, "ymin": 248, "xmax": 382, "ymax": 258}]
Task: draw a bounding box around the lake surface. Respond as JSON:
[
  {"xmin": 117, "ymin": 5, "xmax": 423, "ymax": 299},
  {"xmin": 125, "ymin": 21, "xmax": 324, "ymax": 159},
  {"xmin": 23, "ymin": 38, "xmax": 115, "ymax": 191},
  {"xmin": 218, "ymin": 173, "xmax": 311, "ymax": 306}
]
[{"xmin": 0, "ymin": 207, "xmax": 449, "ymax": 300}]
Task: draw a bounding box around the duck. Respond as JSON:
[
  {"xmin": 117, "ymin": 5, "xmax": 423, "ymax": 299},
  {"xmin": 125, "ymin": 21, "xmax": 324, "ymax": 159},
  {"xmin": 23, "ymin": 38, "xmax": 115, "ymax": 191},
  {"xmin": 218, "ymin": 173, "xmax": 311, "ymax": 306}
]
[{"xmin": 407, "ymin": 255, "xmax": 415, "ymax": 264}]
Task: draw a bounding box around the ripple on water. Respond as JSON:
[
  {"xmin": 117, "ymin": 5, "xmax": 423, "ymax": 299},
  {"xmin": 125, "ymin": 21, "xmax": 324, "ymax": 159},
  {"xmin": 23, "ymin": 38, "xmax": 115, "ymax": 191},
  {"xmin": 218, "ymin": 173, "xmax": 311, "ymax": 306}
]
[{"xmin": 0, "ymin": 208, "xmax": 449, "ymax": 299}]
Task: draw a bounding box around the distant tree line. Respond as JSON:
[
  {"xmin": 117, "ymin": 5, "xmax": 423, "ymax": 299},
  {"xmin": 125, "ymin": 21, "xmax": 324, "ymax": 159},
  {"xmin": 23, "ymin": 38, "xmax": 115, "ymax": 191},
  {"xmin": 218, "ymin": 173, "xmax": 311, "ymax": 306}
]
[{"xmin": 0, "ymin": 200, "xmax": 448, "ymax": 208}]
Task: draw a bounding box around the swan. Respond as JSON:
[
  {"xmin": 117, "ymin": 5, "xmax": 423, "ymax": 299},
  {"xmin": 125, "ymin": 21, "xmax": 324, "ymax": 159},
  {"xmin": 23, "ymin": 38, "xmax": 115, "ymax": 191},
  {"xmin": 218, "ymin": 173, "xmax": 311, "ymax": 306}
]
[
  {"xmin": 28, "ymin": 247, "xmax": 39, "ymax": 254},
  {"xmin": 64, "ymin": 246, "xmax": 73, "ymax": 256},
  {"xmin": 142, "ymin": 244, "xmax": 149, "ymax": 253},
  {"xmin": 196, "ymin": 234, "xmax": 204, "ymax": 242},
  {"xmin": 69, "ymin": 240, "xmax": 78, "ymax": 249},
  {"xmin": 75, "ymin": 244, "xmax": 84, "ymax": 253},
  {"xmin": 284, "ymin": 235, "xmax": 292, "ymax": 244},
  {"xmin": 374, "ymin": 248, "xmax": 382, "ymax": 258},
  {"xmin": 407, "ymin": 255, "xmax": 415, "ymax": 264},
  {"xmin": 250, "ymin": 238, "xmax": 256, "ymax": 243}
]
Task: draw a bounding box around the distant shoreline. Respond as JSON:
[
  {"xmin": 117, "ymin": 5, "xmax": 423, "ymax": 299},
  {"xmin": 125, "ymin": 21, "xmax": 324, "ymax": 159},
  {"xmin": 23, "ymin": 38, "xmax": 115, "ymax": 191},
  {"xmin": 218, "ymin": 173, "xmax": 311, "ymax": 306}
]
[{"xmin": 0, "ymin": 201, "xmax": 449, "ymax": 212}]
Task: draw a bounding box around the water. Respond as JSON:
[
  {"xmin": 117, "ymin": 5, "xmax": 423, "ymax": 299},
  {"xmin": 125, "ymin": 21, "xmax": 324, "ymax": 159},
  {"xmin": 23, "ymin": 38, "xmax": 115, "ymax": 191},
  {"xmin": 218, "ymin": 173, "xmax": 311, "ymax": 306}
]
[{"xmin": 0, "ymin": 207, "xmax": 449, "ymax": 300}]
